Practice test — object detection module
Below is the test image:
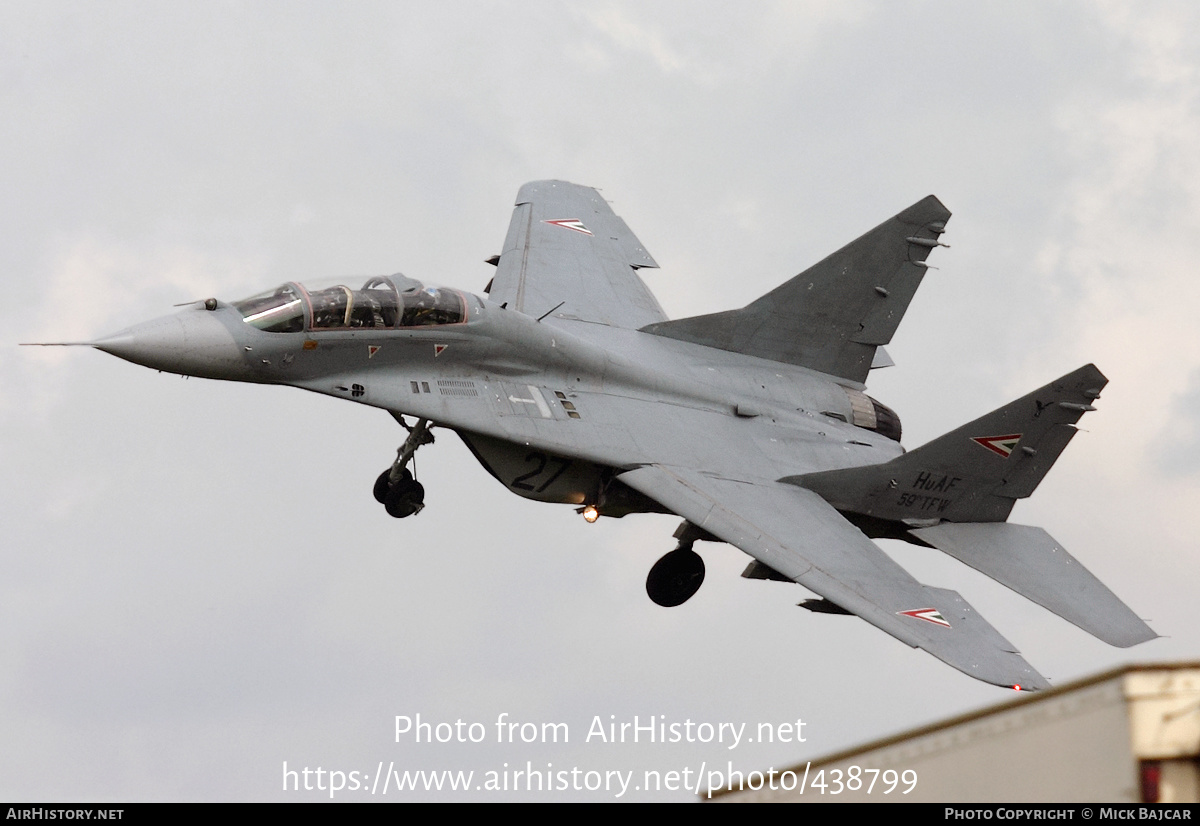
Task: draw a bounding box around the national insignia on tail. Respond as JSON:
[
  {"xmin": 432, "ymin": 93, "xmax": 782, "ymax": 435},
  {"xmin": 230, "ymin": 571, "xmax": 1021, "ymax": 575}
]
[{"xmin": 972, "ymin": 434, "xmax": 1022, "ymax": 457}]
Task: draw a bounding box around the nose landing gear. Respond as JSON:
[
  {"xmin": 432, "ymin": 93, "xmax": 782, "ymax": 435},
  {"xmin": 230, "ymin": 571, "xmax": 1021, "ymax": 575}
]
[{"xmin": 375, "ymin": 415, "xmax": 433, "ymax": 518}]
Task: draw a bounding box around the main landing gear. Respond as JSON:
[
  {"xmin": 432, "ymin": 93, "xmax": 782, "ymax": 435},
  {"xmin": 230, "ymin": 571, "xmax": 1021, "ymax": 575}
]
[
  {"xmin": 374, "ymin": 415, "xmax": 433, "ymax": 518},
  {"xmin": 645, "ymin": 521, "xmax": 714, "ymax": 607}
]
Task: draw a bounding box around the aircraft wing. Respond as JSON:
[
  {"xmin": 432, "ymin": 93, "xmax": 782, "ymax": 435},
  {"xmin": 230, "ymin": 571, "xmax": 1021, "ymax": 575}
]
[
  {"xmin": 616, "ymin": 464, "xmax": 1050, "ymax": 690},
  {"xmin": 487, "ymin": 180, "xmax": 669, "ymax": 328}
]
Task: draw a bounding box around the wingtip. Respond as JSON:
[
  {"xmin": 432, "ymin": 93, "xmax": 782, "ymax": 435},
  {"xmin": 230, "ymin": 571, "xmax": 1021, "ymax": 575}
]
[
  {"xmin": 900, "ymin": 194, "xmax": 952, "ymax": 225},
  {"xmin": 999, "ymin": 660, "xmax": 1051, "ymax": 693},
  {"xmin": 986, "ymin": 657, "xmax": 1050, "ymax": 692},
  {"xmin": 1084, "ymin": 362, "xmax": 1108, "ymax": 383},
  {"xmin": 516, "ymin": 179, "xmax": 595, "ymax": 205}
]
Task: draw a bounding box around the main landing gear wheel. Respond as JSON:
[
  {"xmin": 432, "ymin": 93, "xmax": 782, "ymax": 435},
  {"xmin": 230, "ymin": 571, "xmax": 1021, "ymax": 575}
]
[
  {"xmin": 645, "ymin": 521, "xmax": 715, "ymax": 607},
  {"xmin": 646, "ymin": 547, "xmax": 706, "ymax": 607}
]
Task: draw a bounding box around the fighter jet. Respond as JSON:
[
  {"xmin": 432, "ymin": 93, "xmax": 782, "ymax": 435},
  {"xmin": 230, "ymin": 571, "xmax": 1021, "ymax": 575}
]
[{"xmin": 32, "ymin": 181, "xmax": 1155, "ymax": 689}]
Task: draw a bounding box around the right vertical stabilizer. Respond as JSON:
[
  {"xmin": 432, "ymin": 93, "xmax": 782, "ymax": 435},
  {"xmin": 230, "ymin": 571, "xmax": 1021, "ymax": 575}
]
[
  {"xmin": 640, "ymin": 196, "xmax": 951, "ymax": 384},
  {"xmin": 786, "ymin": 364, "xmax": 1108, "ymax": 523}
]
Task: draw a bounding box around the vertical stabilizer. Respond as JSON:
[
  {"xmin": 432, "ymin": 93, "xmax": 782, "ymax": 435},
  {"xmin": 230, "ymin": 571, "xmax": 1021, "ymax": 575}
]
[
  {"xmin": 785, "ymin": 364, "xmax": 1107, "ymax": 523},
  {"xmin": 641, "ymin": 196, "xmax": 950, "ymax": 383}
]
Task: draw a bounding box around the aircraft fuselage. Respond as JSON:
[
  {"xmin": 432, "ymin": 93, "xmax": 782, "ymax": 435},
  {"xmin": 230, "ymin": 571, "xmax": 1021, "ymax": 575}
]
[{"xmin": 93, "ymin": 288, "xmax": 903, "ymax": 512}]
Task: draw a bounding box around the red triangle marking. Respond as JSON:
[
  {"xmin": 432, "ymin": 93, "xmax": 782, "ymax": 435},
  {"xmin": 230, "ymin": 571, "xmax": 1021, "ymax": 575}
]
[
  {"xmin": 971, "ymin": 433, "xmax": 1022, "ymax": 457},
  {"xmin": 367, "ymin": 345, "xmax": 381, "ymax": 358},
  {"xmin": 543, "ymin": 219, "xmax": 593, "ymax": 236},
  {"xmin": 898, "ymin": 608, "xmax": 952, "ymax": 628},
  {"xmin": 434, "ymin": 344, "xmax": 447, "ymax": 357}
]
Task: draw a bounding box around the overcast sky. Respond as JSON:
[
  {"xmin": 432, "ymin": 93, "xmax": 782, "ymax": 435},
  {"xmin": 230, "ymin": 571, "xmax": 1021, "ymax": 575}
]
[{"xmin": 4, "ymin": 1, "xmax": 1199, "ymax": 802}]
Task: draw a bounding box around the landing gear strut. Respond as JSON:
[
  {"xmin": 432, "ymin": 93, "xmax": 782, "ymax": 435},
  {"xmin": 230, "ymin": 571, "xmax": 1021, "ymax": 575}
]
[
  {"xmin": 375, "ymin": 415, "xmax": 433, "ymax": 518},
  {"xmin": 646, "ymin": 521, "xmax": 712, "ymax": 607}
]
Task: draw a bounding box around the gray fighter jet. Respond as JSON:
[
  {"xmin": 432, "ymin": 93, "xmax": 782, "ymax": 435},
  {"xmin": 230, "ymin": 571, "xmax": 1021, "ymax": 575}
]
[{"xmin": 35, "ymin": 181, "xmax": 1155, "ymax": 689}]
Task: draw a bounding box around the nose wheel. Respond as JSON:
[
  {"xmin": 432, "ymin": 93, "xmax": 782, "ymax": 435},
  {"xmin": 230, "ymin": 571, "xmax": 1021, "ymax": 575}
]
[
  {"xmin": 374, "ymin": 468, "xmax": 426, "ymax": 518},
  {"xmin": 375, "ymin": 415, "xmax": 433, "ymax": 518}
]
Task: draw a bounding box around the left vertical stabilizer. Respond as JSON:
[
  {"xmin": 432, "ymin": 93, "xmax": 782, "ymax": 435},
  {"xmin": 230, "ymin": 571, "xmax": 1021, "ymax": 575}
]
[{"xmin": 786, "ymin": 364, "xmax": 1108, "ymax": 523}]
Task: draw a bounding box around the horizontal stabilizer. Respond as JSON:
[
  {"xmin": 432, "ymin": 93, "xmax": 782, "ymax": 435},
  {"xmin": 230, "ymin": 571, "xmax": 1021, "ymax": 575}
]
[
  {"xmin": 909, "ymin": 523, "xmax": 1156, "ymax": 647},
  {"xmin": 640, "ymin": 196, "xmax": 950, "ymax": 383},
  {"xmin": 788, "ymin": 364, "xmax": 1109, "ymax": 523}
]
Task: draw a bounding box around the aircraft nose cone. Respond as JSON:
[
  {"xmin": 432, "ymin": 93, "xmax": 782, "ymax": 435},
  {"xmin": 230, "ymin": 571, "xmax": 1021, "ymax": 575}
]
[{"xmin": 93, "ymin": 308, "xmax": 255, "ymax": 380}]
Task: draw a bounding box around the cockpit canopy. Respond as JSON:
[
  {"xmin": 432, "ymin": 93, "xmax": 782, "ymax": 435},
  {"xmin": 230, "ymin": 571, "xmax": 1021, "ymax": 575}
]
[{"xmin": 233, "ymin": 275, "xmax": 467, "ymax": 333}]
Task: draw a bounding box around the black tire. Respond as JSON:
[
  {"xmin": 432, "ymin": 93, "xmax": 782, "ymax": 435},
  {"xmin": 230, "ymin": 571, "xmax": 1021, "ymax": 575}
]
[
  {"xmin": 646, "ymin": 548, "xmax": 706, "ymax": 607},
  {"xmin": 374, "ymin": 468, "xmax": 412, "ymax": 504},
  {"xmin": 384, "ymin": 479, "xmax": 425, "ymax": 518}
]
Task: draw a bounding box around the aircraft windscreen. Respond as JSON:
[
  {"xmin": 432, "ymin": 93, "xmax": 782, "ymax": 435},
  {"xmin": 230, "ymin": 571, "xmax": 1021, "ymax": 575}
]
[
  {"xmin": 234, "ymin": 284, "xmax": 306, "ymax": 333},
  {"xmin": 233, "ymin": 276, "xmax": 466, "ymax": 332}
]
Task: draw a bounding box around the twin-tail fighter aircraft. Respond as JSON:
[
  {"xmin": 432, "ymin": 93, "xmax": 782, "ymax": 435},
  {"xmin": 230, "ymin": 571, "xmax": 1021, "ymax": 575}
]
[{"xmin": 33, "ymin": 181, "xmax": 1156, "ymax": 689}]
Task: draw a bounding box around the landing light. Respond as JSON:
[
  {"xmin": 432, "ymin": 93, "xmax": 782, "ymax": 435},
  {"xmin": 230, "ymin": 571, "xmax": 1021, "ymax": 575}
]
[{"xmin": 582, "ymin": 505, "xmax": 599, "ymax": 523}]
